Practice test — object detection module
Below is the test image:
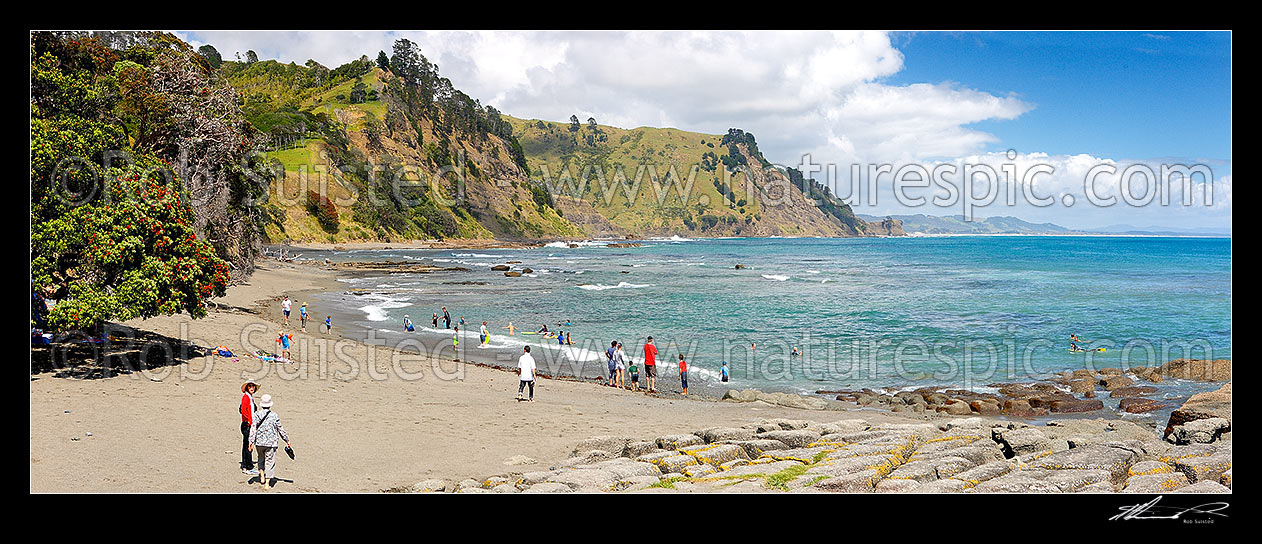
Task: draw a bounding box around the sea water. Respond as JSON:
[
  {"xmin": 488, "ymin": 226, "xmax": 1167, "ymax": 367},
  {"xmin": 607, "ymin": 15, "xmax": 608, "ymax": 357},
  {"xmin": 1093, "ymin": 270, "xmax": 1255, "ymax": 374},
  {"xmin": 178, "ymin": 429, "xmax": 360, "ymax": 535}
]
[{"xmin": 297, "ymin": 236, "xmax": 1230, "ymax": 406}]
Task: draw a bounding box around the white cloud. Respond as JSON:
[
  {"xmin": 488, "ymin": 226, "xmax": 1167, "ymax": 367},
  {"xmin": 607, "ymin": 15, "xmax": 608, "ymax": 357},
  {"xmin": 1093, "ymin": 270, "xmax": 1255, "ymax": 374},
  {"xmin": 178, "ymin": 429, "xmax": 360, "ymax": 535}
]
[{"xmin": 174, "ymin": 30, "xmax": 1228, "ymax": 229}]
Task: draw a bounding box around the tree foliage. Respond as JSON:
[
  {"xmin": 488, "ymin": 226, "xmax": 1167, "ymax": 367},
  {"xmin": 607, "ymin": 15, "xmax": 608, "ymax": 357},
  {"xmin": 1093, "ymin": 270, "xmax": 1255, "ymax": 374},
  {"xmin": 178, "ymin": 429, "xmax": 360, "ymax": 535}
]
[{"xmin": 31, "ymin": 31, "xmax": 273, "ymax": 330}]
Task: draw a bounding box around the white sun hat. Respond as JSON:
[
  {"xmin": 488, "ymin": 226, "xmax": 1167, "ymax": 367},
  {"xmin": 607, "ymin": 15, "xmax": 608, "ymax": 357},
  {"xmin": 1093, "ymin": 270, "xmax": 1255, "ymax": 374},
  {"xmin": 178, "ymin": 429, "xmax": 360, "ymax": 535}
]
[{"xmin": 259, "ymin": 394, "xmax": 273, "ymax": 408}]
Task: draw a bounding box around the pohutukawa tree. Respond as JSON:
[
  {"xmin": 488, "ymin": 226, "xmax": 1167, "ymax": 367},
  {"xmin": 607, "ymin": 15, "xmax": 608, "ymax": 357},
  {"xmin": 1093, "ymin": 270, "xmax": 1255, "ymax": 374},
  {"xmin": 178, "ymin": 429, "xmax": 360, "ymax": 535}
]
[{"xmin": 30, "ymin": 31, "xmax": 270, "ymax": 331}]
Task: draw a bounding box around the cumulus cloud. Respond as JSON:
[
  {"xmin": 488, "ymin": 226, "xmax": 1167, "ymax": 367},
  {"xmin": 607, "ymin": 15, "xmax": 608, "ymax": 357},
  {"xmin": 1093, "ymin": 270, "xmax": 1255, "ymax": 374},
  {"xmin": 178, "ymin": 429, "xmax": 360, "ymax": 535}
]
[
  {"xmin": 175, "ymin": 30, "xmax": 1228, "ymax": 230},
  {"xmin": 851, "ymin": 152, "xmax": 1230, "ymax": 230}
]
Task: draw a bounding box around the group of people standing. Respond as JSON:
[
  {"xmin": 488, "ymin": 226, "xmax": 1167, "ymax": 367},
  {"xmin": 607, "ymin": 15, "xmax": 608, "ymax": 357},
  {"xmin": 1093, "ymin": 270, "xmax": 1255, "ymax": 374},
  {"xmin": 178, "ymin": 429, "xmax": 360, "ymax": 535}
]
[{"xmin": 280, "ymin": 295, "xmax": 332, "ymax": 335}]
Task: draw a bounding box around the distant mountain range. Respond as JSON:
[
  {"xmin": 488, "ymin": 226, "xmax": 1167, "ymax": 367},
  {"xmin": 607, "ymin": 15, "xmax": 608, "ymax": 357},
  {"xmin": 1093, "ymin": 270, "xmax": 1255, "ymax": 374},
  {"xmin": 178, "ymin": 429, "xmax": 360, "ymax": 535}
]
[{"xmin": 855, "ymin": 214, "xmax": 1230, "ymax": 237}]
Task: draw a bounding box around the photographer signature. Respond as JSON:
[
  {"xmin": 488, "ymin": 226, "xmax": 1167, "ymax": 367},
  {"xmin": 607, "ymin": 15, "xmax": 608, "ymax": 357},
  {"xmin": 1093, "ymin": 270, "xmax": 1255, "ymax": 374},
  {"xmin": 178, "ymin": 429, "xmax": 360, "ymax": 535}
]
[{"xmin": 1110, "ymin": 496, "xmax": 1229, "ymax": 521}]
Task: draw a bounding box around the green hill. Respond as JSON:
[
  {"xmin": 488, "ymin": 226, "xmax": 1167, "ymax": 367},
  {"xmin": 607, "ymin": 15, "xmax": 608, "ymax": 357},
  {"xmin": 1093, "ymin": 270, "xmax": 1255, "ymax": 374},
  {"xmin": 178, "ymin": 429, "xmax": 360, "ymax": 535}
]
[
  {"xmin": 219, "ymin": 39, "xmax": 901, "ymax": 242},
  {"xmin": 508, "ymin": 117, "xmax": 899, "ymax": 238},
  {"xmin": 222, "ymin": 45, "xmax": 582, "ymax": 243}
]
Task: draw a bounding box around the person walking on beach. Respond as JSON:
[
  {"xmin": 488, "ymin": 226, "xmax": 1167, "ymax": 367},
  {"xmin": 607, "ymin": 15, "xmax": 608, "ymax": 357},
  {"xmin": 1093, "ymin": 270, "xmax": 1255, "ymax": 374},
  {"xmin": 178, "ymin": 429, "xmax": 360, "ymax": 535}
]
[
  {"xmin": 614, "ymin": 342, "xmax": 627, "ymax": 389},
  {"xmin": 299, "ymin": 303, "xmax": 309, "ymax": 332},
  {"xmin": 517, "ymin": 346, "xmax": 536, "ymax": 402},
  {"xmin": 324, "ymin": 316, "xmax": 332, "ymax": 334},
  {"xmin": 677, "ymin": 354, "xmax": 689, "ymax": 396},
  {"xmin": 281, "ymin": 296, "xmax": 292, "ymax": 326},
  {"xmin": 643, "ymin": 336, "xmax": 659, "ymax": 393},
  {"xmin": 453, "ymin": 326, "xmax": 460, "ymax": 349},
  {"xmin": 720, "ymin": 361, "xmax": 730, "ymax": 383},
  {"xmin": 442, "ymin": 307, "xmax": 451, "ymax": 329},
  {"xmin": 480, "ymin": 321, "xmax": 489, "ymax": 347},
  {"xmin": 248, "ymin": 394, "xmax": 291, "ymax": 490},
  {"xmin": 239, "ymin": 381, "xmax": 259, "ymax": 475},
  {"xmin": 606, "ymin": 341, "xmax": 618, "ymax": 386}
]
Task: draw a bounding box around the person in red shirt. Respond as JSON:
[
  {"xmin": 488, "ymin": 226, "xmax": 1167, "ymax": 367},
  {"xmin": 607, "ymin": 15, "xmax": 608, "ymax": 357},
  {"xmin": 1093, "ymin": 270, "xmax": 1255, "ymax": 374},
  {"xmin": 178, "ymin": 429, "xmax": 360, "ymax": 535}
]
[
  {"xmin": 677, "ymin": 353, "xmax": 688, "ymax": 396},
  {"xmin": 239, "ymin": 381, "xmax": 260, "ymax": 475},
  {"xmin": 643, "ymin": 336, "xmax": 658, "ymax": 393}
]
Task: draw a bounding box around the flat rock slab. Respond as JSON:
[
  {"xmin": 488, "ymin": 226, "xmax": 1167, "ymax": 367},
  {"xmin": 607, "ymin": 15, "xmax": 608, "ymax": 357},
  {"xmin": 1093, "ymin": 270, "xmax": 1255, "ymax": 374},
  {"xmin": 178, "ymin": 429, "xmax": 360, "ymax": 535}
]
[
  {"xmin": 680, "ymin": 443, "xmax": 749, "ymax": 466},
  {"xmin": 656, "ymin": 434, "xmax": 705, "ymax": 450},
  {"xmin": 695, "ymin": 427, "xmax": 756, "ymax": 443},
  {"xmin": 1123, "ymin": 472, "xmax": 1189, "ymax": 493},
  {"xmin": 1028, "ymin": 444, "xmax": 1139, "ymax": 483},
  {"xmin": 758, "ymin": 446, "xmax": 836, "ymax": 464},
  {"xmin": 722, "ymin": 460, "xmax": 802, "ymax": 477},
  {"xmin": 523, "ymin": 482, "xmax": 573, "ymax": 493},
  {"xmin": 1172, "ymin": 452, "xmax": 1232, "ymax": 484},
  {"xmin": 572, "ymin": 436, "xmax": 633, "ymax": 457},
  {"xmin": 718, "ymin": 439, "xmax": 788, "ymax": 459},
  {"xmin": 758, "ymin": 429, "xmax": 823, "ymax": 448},
  {"xmin": 1176, "ymin": 480, "xmax": 1232, "ymax": 493}
]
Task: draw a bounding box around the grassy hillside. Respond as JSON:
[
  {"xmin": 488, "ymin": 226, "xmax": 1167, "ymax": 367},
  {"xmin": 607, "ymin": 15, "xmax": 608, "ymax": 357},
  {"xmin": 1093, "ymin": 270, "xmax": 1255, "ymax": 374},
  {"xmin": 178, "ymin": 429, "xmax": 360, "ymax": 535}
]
[
  {"xmin": 224, "ymin": 51, "xmax": 583, "ymax": 243},
  {"xmin": 220, "ymin": 43, "xmax": 898, "ymax": 243},
  {"xmin": 508, "ymin": 117, "xmax": 884, "ymax": 237}
]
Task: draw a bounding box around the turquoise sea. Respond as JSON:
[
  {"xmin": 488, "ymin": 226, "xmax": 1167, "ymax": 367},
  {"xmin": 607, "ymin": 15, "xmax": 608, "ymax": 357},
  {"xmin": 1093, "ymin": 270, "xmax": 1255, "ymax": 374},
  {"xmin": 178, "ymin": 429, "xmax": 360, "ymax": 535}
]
[{"xmin": 300, "ymin": 235, "xmax": 1230, "ymax": 411}]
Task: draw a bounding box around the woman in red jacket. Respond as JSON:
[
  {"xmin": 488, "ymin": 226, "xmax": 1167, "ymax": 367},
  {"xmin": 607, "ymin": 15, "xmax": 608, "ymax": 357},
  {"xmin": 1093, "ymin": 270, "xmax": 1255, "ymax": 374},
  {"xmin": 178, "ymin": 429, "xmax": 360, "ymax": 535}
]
[{"xmin": 240, "ymin": 381, "xmax": 260, "ymax": 475}]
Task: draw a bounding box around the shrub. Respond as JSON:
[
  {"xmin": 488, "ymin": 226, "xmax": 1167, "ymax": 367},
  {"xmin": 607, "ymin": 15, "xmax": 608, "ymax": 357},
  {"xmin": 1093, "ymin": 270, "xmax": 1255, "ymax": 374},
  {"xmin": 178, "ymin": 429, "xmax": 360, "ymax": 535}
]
[{"xmin": 305, "ymin": 190, "xmax": 339, "ymax": 232}]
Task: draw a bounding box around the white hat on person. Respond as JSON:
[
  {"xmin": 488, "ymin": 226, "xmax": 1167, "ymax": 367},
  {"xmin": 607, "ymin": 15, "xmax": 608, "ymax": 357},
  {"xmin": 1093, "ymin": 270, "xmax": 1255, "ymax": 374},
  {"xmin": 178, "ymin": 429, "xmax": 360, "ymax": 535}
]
[{"xmin": 259, "ymin": 394, "xmax": 273, "ymax": 408}]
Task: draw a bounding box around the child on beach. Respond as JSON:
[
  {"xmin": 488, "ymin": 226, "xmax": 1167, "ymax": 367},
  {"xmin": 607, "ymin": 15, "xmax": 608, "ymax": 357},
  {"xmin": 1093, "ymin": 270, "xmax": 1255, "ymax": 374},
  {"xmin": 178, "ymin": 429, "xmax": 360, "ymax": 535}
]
[
  {"xmin": 432, "ymin": 313, "xmax": 439, "ymax": 328},
  {"xmin": 480, "ymin": 321, "xmax": 489, "ymax": 347},
  {"xmin": 278, "ymin": 331, "xmax": 292, "ymax": 360},
  {"xmin": 324, "ymin": 316, "xmax": 332, "ymax": 334},
  {"xmin": 299, "ymin": 303, "xmax": 308, "ymax": 332},
  {"xmin": 629, "ymin": 360, "xmax": 639, "ymax": 392},
  {"xmin": 720, "ymin": 361, "xmax": 730, "ymax": 383},
  {"xmin": 453, "ymin": 326, "xmax": 460, "ymax": 348},
  {"xmin": 403, "ymin": 315, "xmax": 415, "ymax": 332},
  {"xmin": 678, "ymin": 354, "xmax": 689, "ymax": 396},
  {"xmin": 281, "ymin": 296, "xmax": 292, "ymax": 326}
]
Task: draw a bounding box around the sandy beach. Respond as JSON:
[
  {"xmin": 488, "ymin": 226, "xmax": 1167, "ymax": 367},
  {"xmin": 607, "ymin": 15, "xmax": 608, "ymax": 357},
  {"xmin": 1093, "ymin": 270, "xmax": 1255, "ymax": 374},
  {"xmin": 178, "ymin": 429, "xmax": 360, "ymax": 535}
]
[{"xmin": 30, "ymin": 261, "xmax": 922, "ymax": 493}]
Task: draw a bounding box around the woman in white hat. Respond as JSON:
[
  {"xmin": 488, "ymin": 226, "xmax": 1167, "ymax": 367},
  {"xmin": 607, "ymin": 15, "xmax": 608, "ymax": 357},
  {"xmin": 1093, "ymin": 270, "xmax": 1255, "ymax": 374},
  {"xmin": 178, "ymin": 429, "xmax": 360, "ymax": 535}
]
[{"xmin": 248, "ymin": 394, "xmax": 292, "ymax": 490}]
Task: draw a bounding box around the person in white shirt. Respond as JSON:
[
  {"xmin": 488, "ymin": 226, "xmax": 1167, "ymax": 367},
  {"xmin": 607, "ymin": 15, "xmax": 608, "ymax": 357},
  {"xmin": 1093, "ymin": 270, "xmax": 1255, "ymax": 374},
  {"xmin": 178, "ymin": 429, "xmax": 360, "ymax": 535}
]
[
  {"xmin": 281, "ymin": 296, "xmax": 292, "ymax": 326},
  {"xmin": 480, "ymin": 321, "xmax": 489, "ymax": 347},
  {"xmin": 517, "ymin": 346, "xmax": 536, "ymax": 402}
]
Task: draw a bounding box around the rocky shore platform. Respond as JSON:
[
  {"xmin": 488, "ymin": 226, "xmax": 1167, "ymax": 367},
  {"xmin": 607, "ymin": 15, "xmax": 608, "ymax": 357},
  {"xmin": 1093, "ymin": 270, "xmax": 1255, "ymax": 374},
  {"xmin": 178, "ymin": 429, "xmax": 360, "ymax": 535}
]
[
  {"xmin": 795, "ymin": 359, "xmax": 1230, "ymax": 428},
  {"xmin": 393, "ymin": 413, "xmax": 1231, "ymax": 494}
]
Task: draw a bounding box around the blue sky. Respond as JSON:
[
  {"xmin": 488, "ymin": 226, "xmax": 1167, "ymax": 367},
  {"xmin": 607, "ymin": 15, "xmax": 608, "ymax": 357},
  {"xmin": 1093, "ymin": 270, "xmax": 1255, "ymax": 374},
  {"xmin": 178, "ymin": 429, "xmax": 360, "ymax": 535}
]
[
  {"xmin": 887, "ymin": 31, "xmax": 1231, "ymax": 169},
  {"xmin": 180, "ymin": 30, "xmax": 1231, "ymax": 230}
]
